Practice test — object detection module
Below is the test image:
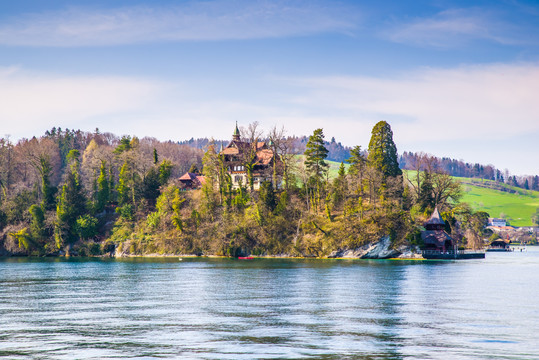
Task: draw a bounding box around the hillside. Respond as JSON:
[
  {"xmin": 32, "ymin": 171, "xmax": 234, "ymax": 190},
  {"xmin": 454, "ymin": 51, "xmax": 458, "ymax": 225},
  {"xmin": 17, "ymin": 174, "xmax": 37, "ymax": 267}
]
[
  {"xmin": 380, "ymin": 170, "xmax": 538, "ymax": 227},
  {"xmin": 459, "ymin": 178, "xmax": 539, "ymax": 227}
]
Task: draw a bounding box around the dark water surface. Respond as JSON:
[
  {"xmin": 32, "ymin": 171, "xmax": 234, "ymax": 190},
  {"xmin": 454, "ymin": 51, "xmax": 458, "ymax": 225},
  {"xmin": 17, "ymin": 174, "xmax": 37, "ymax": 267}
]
[{"xmin": 1, "ymin": 249, "xmax": 538, "ymax": 359}]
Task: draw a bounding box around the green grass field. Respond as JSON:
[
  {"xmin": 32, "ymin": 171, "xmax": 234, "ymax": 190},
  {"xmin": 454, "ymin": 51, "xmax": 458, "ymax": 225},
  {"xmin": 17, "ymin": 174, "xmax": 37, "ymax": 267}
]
[{"xmin": 459, "ymin": 179, "xmax": 539, "ymax": 227}]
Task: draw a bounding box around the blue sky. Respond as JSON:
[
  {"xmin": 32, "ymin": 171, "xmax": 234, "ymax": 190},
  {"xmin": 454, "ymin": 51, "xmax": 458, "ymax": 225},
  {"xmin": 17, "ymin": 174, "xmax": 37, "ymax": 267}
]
[{"xmin": 1, "ymin": 0, "xmax": 538, "ymax": 175}]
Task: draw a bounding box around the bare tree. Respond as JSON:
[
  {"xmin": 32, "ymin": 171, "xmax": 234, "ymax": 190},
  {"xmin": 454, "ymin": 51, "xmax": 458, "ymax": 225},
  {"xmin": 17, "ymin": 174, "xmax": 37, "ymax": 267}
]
[
  {"xmin": 240, "ymin": 122, "xmax": 264, "ymax": 191},
  {"xmin": 0, "ymin": 137, "xmax": 15, "ymax": 199},
  {"xmin": 431, "ymin": 172, "xmax": 462, "ymax": 212}
]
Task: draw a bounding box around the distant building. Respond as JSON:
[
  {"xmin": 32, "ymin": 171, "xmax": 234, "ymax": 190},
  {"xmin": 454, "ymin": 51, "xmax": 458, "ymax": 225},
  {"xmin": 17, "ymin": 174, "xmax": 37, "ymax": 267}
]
[
  {"xmin": 178, "ymin": 172, "xmax": 206, "ymax": 190},
  {"xmin": 488, "ymin": 218, "xmax": 507, "ymax": 227},
  {"xmin": 421, "ymin": 207, "xmax": 455, "ymax": 252},
  {"xmin": 220, "ymin": 123, "xmax": 280, "ymax": 190},
  {"xmin": 486, "ymin": 239, "xmax": 511, "ymax": 251}
]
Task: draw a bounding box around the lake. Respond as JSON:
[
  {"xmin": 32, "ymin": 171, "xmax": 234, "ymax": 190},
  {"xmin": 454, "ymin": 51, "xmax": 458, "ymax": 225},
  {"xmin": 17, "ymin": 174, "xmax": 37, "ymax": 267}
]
[{"xmin": 1, "ymin": 248, "xmax": 538, "ymax": 359}]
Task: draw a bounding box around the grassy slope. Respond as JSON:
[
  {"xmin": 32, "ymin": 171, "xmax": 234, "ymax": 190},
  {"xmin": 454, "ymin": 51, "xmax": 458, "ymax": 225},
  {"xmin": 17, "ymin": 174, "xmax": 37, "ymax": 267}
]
[{"xmin": 459, "ymin": 178, "xmax": 539, "ymax": 227}]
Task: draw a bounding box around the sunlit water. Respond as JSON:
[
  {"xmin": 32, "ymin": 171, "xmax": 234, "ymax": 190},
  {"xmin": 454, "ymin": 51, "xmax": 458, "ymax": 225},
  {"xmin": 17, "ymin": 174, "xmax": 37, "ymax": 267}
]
[{"xmin": 1, "ymin": 248, "xmax": 538, "ymax": 359}]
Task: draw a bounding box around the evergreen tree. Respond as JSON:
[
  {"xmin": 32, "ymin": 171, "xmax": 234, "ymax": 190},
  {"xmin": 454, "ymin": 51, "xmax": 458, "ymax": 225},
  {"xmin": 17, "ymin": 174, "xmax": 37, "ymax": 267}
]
[
  {"xmin": 96, "ymin": 161, "xmax": 109, "ymax": 213},
  {"xmin": 189, "ymin": 163, "xmax": 200, "ymax": 174},
  {"xmin": 39, "ymin": 156, "xmax": 56, "ymax": 211},
  {"xmin": 114, "ymin": 136, "xmax": 132, "ymax": 154},
  {"xmin": 55, "ymin": 150, "xmax": 87, "ymax": 249},
  {"xmin": 259, "ymin": 181, "xmax": 277, "ymax": 212},
  {"xmin": 153, "ymin": 148, "xmax": 159, "ymax": 165},
  {"xmin": 304, "ymin": 128, "xmax": 329, "ymax": 211},
  {"xmin": 532, "ymin": 176, "xmax": 539, "ymax": 191},
  {"xmin": 332, "ymin": 162, "xmax": 347, "ymax": 208},
  {"xmin": 141, "ymin": 167, "xmax": 161, "ymax": 208},
  {"xmin": 367, "ymin": 121, "xmax": 402, "ymax": 178},
  {"xmin": 304, "ymin": 128, "xmax": 330, "ymax": 180},
  {"xmin": 346, "ymin": 145, "xmax": 366, "ymax": 196},
  {"xmin": 29, "ymin": 204, "xmax": 46, "ymax": 248},
  {"xmin": 417, "ymin": 171, "xmax": 435, "ymax": 212},
  {"xmin": 158, "ymin": 160, "xmax": 173, "ymax": 185},
  {"xmin": 117, "ymin": 162, "xmax": 131, "ymax": 206}
]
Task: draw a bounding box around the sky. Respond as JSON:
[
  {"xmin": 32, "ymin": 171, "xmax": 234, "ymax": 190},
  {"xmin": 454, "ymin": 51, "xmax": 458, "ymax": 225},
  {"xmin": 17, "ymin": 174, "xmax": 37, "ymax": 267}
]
[{"xmin": 1, "ymin": 0, "xmax": 538, "ymax": 175}]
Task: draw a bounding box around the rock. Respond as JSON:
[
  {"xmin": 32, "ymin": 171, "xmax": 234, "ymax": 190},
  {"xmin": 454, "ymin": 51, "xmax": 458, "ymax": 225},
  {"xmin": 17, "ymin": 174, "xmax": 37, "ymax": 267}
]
[{"xmin": 327, "ymin": 236, "xmax": 405, "ymax": 259}]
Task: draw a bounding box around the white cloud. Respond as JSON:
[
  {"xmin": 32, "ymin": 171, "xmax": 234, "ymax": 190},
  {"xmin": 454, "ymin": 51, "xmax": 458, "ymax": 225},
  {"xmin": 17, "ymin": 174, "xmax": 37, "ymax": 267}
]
[
  {"xmin": 284, "ymin": 63, "xmax": 539, "ymax": 141},
  {"xmin": 278, "ymin": 63, "xmax": 539, "ymax": 174},
  {"xmin": 2, "ymin": 63, "xmax": 538, "ymax": 174},
  {"xmin": 0, "ymin": 0, "xmax": 358, "ymax": 47},
  {"xmin": 385, "ymin": 9, "xmax": 523, "ymax": 48},
  {"xmin": 0, "ymin": 67, "xmax": 164, "ymax": 138}
]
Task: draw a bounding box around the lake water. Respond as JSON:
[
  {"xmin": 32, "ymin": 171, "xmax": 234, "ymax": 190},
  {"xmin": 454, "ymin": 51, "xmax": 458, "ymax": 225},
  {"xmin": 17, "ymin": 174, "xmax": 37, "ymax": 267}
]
[{"xmin": 1, "ymin": 248, "xmax": 538, "ymax": 359}]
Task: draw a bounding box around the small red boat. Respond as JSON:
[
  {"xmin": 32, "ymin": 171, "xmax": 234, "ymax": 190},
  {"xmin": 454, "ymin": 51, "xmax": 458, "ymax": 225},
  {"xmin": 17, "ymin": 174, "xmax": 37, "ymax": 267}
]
[{"xmin": 237, "ymin": 256, "xmax": 254, "ymax": 260}]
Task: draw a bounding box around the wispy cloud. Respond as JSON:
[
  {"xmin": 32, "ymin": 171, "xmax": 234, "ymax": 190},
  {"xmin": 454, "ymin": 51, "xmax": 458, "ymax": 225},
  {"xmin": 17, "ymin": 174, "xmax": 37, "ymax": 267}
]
[
  {"xmin": 0, "ymin": 0, "xmax": 359, "ymax": 47},
  {"xmin": 0, "ymin": 67, "xmax": 164, "ymax": 137},
  {"xmin": 2, "ymin": 63, "xmax": 538, "ymax": 174},
  {"xmin": 385, "ymin": 8, "xmax": 527, "ymax": 48},
  {"xmin": 284, "ymin": 63, "xmax": 539, "ymax": 142},
  {"xmin": 278, "ymin": 63, "xmax": 539, "ymax": 173}
]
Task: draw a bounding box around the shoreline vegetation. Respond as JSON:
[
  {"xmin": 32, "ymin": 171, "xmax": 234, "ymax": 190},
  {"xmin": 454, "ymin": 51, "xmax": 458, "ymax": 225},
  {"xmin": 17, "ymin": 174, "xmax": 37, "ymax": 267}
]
[{"xmin": 1, "ymin": 121, "xmax": 495, "ymax": 259}]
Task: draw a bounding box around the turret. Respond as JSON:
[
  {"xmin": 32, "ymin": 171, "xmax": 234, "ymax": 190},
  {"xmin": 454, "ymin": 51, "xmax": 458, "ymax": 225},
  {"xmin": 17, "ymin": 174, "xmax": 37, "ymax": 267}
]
[
  {"xmin": 232, "ymin": 121, "xmax": 240, "ymax": 141},
  {"xmin": 425, "ymin": 207, "xmax": 445, "ymax": 231}
]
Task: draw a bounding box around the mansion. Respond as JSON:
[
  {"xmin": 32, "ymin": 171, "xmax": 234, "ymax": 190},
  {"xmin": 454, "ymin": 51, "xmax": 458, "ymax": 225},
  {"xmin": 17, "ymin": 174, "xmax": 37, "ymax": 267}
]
[{"xmin": 220, "ymin": 124, "xmax": 280, "ymax": 190}]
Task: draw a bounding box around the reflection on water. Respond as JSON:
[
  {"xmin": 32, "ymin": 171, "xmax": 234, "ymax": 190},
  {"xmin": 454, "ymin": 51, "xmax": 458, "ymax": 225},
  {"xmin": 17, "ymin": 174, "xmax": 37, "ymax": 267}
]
[{"xmin": 1, "ymin": 251, "xmax": 539, "ymax": 359}]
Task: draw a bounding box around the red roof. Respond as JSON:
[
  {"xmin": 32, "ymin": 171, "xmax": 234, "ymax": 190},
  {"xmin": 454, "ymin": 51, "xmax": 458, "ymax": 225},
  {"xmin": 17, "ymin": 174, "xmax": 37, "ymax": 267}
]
[{"xmin": 179, "ymin": 172, "xmax": 198, "ymax": 181}]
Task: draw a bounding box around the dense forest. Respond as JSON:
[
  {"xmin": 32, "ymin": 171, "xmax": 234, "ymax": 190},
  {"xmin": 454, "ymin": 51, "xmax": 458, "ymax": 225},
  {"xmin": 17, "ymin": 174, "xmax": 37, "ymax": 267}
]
[{"xmin": 0, "ymin": 123, "xmax": 492, "ymax": 257}]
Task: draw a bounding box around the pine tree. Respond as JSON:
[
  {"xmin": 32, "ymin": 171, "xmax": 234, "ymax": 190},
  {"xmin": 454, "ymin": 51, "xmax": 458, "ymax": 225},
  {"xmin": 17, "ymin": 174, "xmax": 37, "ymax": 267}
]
[
  {"xmin": 29, "ymin": 204, "xmax": 46, "ymax": 249},
  {"xmin": 367, "ymin": 121, "xmax": 402, "ymax": 178},
  {"xmin": 346, "ymin": 145, "xmax": 366, "ymax": 196},
  {"xmin": 332, "ymin": 162, "xmax": 347, "ymax": 208},
  {"xmin": 39, "ymin": 156, "xmax": 56, "ymax": 211},
  {"xmin": 304, "ymin": 128, "xmax": 329, "ymax": 180},
  {"xmin": 417, "ymin": 171, "xmax": 435, "ymax": 212},
  {"xmin": 153, "ymin": 148, "xmax": 159, "ymax": 165},
  {"xmin": 55, "ymin": 150, "xmax": 87, "ymax": 249},
  {"xmin": 96, "ymin": 161, "xmax": 109, "ymax": 213},
  {"xmin": 117, "ymin": 162, "xmax": 130, "ymax": 206},
  {"xmin": 304, "ymin": 128, "xmax": 329, "ymax": 211}
]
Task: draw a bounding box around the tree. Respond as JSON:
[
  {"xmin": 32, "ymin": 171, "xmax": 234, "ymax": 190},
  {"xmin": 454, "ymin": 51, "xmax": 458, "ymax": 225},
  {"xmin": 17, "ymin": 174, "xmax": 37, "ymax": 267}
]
[
  {"xmin": 532, "ymin": 208, "xmax": 539, "ymax": 227},
  {"xmin": 153, "ymin": 148, "xmax": 159, "ymax": 165},
  {"xmin": 431, "ymin": 172, "xmax": 462, "ymax": 212},
  {"xmin": 117, "ymin": 161, "xmax": 131, "ymax": 207},
  {"xmin": 0, "ymin": 137, "xmax": 15, "ymax": 199},
  {"xmin": 304, "ymin": 128, "xmax": 329, "ymax": 211},
  {"xmin": 18, "ymin": 137, "xmax": 60, "ymax": 210},
  {"xmin": 114, "ymin": 136, "xmax": 133, "ymax": 154},
  {"xmin": 417, "ymin": 171, "xmax": 435, "ymax": 212},
  {"xmin": 201, "ymin": 142, "xmax": 220, "ymax": 217},
  {"xmin": 259, "ymin": 180, "xmax": 277, "ymax": 212},
  {"xmin": 240, "ymin": 122, "xmax": 264, "ymax": 191},
  {"xmin": 268, "ymin": 126, "xmax": 297, "ymax": 191},
  {"xmin": 55, "ymin": 150, "xmax": 87, "ymax": 249},
  {"xmin": 332, "ymin": 162, "xmax": 347, "ymax": 209},
  {"xmin": 346, "ymin": 145, "xmax": 366, "ymax": 196},
  {"xmin": 367, "ymin": 121, "xmax": 402, "ymax": 178},
  {"xmin": 29, "ymin": 204, "xmax": 46, "ymax": 249},
  {"xmin": 75, "ymin": 214, "xmax": 98, "ymax": 241},
  {"xmin": 95, "ymin": 161, "xmax": 110, "ymax": 213},
  {"xmin": 38, "ymin": 156, "xmax": 57, "ymax": 211}
]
